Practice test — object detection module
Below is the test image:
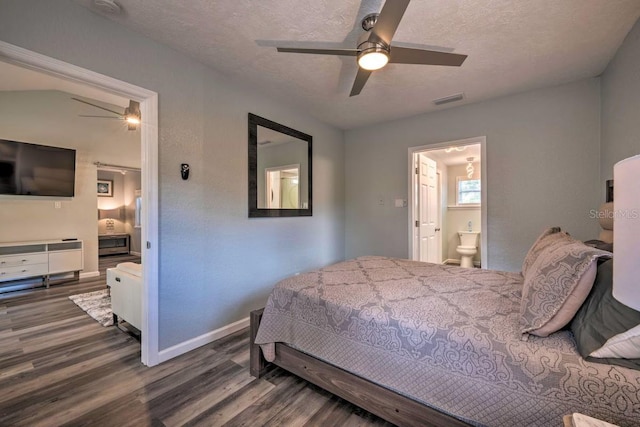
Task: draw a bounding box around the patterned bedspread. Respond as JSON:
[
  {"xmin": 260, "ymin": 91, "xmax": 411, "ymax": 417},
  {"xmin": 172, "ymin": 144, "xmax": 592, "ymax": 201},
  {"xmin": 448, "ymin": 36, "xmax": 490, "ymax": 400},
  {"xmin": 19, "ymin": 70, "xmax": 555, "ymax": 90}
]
[{"xmin": 254, "ymin": 257, "xmax": 640, "ymax": 427}]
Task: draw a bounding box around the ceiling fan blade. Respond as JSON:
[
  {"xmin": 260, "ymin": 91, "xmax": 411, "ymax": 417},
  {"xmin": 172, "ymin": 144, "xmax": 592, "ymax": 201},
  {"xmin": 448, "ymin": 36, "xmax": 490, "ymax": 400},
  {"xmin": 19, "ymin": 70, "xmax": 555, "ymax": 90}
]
[
  {"xmin": 389, "ymin": 46, "xmax": 467, "ymax": 66},
  {"xmin": 71, "ymin": 97, "xmax": 123, "ymax": 116},
  {"xmin": 78, "ymin": 115, "xmax": 122, "ymax": 119},
  {"xmin": 370, "ymin": 0, "xmax": 410, "ymax": 46},
  {"xmin": 350, "ymin": 68, "xmax": 372, "ymax": 97},
  {"xmin": 277, "ymin": 47, "xmax": 358, "ymax": 56}
]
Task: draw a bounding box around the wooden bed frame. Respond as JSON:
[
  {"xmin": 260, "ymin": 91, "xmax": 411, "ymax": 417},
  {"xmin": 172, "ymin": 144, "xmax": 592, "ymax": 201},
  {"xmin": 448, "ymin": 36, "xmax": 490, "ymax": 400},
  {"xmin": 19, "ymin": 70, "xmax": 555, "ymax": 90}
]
[{"xmin": 249, "ymin": 308, "xmax": 471, "ymax": 427}]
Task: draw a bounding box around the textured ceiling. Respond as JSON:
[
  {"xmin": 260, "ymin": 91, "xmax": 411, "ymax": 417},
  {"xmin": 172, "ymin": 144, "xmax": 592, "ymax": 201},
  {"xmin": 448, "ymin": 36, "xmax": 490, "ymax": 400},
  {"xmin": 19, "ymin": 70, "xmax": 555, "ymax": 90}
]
[{"xmin": 74, "ymin": 0, "xmax": 640, "ymax": 130}]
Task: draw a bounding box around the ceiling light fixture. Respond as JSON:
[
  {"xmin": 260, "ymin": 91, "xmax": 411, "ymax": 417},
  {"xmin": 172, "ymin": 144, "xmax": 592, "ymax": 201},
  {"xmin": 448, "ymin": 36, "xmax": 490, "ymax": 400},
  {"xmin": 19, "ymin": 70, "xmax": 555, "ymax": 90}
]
[
  {"xmin": 466, "ymin": 157, "xmax": 475, "ymax": 178},
  {"xmin": 445, "ymin": 146, "xmax": 467, "ymax": 153},
  {"xmin": 357, "ymin": 42, "xmax": 390, "ymax": 71}
]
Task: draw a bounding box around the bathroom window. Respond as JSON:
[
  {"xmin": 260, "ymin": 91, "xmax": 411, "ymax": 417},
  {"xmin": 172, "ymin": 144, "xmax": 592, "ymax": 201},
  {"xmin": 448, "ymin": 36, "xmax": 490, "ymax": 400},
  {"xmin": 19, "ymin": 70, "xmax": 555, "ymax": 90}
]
[{"xmin": 456, "ymin": 177, "xmax": 481, "ymax": 205}]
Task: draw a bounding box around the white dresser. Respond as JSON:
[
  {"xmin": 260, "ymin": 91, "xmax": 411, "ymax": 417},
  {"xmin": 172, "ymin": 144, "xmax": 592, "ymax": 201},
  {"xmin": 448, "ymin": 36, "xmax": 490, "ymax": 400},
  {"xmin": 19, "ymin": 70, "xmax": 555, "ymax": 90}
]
[{"xmin": 0, "ymin": 240, "xmax": 84, "ymax": 287}]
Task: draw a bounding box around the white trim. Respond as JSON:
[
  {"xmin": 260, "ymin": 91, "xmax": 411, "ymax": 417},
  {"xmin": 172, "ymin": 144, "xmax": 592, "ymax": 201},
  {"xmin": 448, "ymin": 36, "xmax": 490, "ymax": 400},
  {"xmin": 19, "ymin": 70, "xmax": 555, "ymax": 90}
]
[
  {"xmin": 157, "ymin": 317, "xmax": 251, "ymax": 364},
  {"xmin": 0, "ymin": 41, "xmax": 160, "ymax": 366},
  {"xmin": 447, "ymin": 205, "xmax": 481, "ymax": 210},
  {"xmin": 79, "ymin": 271, "xmax": 100, "ymax": 279},
  {"xmin": 408, "ymin": 136, "xmax": 489, "ymax": 269},
  {"xmin": 129, "ymin": 251, "xmax": 142, "ymax": 257}
]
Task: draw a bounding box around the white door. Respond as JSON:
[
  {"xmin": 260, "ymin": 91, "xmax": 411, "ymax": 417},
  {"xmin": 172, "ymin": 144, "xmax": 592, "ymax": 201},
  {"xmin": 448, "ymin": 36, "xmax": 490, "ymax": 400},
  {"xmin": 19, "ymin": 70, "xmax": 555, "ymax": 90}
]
[
  {"xmin": 266, "ymin": 170, "xmax": 281, "ymax": 208},
  {"xmin": 418, "ymin": 154, "xmax": 439, "ymax": 263}
]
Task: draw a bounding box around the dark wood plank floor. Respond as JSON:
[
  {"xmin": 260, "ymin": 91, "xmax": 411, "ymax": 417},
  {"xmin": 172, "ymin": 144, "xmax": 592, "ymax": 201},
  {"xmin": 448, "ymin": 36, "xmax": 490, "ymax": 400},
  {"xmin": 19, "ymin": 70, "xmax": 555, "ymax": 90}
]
[{"xmin": 0, "ymin": 255, "xmax": 393, "ymax": 426}]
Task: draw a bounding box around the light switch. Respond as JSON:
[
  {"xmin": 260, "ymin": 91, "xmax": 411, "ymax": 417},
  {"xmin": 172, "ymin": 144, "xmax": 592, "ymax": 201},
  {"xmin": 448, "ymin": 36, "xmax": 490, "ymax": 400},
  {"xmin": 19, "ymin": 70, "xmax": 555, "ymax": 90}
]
[
  {"xmin": 54, "ymin": 201, "xmax": 61, "ymax": 209},
  {"xmin": 395, "ymin": 199, "xmax": 407, "ymax": 208}
]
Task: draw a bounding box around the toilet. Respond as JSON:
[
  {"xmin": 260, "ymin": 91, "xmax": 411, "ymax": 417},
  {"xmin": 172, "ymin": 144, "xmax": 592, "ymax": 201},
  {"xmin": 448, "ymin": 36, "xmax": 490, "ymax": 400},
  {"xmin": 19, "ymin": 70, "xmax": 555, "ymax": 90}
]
[{"xmin": 457, "ymin": 231, "xmax": 480, "ymax": 268}]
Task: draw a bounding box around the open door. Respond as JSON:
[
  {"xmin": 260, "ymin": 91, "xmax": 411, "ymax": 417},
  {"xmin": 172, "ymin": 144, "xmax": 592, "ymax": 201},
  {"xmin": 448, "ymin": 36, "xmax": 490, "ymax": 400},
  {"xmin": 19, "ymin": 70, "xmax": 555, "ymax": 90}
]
[{"xmin": 418, "ymin": 154, "xmax": 440, "ymax": 263}]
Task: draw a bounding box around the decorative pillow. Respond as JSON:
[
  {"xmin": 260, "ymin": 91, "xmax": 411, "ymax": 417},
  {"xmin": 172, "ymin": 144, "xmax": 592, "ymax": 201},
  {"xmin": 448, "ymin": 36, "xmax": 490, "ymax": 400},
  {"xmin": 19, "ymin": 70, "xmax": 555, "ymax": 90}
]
[
  {"xmin": 519, "ymin": 231, "xmax": 611, "ymax": 337},
  {"xmin": 591, "ymin": 324, "xmax": 640, "ymax": 358},
  {"xmin": 521, "ymin": 226, "xmax": 562, "ymax": 277},
  {"xmin": 570, "ymin": 259, "xmax": 640, "ymax": 369}
]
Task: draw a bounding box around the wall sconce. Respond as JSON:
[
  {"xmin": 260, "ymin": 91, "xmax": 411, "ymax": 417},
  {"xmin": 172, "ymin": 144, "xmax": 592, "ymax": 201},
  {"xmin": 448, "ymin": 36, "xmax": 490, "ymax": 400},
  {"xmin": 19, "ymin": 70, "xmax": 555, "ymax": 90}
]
[{"xmin": 99, "ymin": 208, "xmax": 123, "ymax": 234}]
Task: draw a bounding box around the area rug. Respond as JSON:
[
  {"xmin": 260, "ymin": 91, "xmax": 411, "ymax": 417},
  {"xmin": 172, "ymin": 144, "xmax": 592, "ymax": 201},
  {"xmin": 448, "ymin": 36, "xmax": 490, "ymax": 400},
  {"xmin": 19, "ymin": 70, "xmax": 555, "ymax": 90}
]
[{"xmin": 69, "ymin": 289, "xmax": 113, "ymax": 327}]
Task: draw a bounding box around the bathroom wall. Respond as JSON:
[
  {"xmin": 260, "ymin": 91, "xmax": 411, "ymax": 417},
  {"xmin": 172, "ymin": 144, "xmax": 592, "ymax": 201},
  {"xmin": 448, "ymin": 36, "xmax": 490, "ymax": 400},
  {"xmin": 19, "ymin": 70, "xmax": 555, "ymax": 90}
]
[{"xmin": 445, "ymin": 162, "xmax": 481, "ymax": 264}]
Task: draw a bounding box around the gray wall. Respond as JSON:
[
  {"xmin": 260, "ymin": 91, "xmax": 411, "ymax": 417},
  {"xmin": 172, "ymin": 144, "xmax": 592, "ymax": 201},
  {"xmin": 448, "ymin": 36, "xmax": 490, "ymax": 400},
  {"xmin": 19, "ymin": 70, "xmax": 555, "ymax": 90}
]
[
  {"xmin": 601, "ymin": 18, "xmax": 640, "ymax": 183},
  {"xmin": 345, "ymin": 78, "xmax": 602, "ymax": 272},
  {"xmin": 0, "ymin": 0, "xmax": 345, "ymax": 349}
]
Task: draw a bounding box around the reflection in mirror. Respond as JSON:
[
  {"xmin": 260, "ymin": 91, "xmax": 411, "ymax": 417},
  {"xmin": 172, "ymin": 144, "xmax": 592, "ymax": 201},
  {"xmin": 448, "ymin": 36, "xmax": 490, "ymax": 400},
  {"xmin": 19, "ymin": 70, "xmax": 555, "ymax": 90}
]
[
  {"xmin": 249, "ymin": 113, "xmax": 312, "ymax": 217},
  {"xmin": 264, "ymin": 165, "xmax": 299, "ymax": 208}
]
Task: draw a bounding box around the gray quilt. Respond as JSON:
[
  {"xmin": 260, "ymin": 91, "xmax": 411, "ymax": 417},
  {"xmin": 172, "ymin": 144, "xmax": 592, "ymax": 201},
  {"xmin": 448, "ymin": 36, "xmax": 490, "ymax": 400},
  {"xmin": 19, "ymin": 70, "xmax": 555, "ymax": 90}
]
[{"xmin": 254, "ymin": 257, "xmax": 640, "ymax": 427}]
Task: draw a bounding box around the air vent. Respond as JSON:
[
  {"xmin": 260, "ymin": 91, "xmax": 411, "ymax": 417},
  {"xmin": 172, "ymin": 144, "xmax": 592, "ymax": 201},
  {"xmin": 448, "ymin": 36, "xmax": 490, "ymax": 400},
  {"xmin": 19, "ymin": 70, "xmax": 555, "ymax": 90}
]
[{"xmin": 433, "ymin": 93, "xmax": 464, "ymax": 106}]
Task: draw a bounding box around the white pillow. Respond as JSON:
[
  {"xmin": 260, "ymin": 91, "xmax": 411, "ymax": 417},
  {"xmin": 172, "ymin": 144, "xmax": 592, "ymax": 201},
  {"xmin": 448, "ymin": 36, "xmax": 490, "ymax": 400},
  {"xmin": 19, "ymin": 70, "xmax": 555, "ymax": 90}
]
[{"xmin": 590, "ymin": 323, "xmax": 640, "ymax": 359}]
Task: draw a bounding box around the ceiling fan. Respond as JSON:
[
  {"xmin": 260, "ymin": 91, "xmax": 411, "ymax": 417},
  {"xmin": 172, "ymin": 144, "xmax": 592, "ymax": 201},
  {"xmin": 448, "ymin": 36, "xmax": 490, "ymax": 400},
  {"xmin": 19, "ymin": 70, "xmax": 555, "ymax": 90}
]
[
  {"xmin": 275, "ymin": 0, "xmax": 467, "ymax": 96},
  {"xmin": 71, "ymin": 97, "xmax": 141, "ymax": 130}
]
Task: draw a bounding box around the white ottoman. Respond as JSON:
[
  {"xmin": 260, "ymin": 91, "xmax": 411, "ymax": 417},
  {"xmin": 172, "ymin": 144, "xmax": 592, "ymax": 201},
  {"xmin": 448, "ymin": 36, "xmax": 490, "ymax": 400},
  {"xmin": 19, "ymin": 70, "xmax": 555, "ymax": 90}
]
[{"xmin": 107, "ymin": 262, "xmax": 142, "ymax": 330}]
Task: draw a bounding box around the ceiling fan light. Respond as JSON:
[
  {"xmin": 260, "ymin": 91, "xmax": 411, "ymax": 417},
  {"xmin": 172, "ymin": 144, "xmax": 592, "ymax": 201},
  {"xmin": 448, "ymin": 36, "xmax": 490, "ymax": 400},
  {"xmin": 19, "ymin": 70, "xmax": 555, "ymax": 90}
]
[
  {"xmin": 126, "ymin": 115, "xmax": 141, "ymax": 125},
  {"xmin": 358, "ymin": 51, "xmax": 389, "ymax": 71},
  {"xmin": 124, "ymin": 105, "xmax": 141, "ymax": 125},
  {"xmin": 357, "ymin": 42, "xmax": 390, "ymax": 71}
]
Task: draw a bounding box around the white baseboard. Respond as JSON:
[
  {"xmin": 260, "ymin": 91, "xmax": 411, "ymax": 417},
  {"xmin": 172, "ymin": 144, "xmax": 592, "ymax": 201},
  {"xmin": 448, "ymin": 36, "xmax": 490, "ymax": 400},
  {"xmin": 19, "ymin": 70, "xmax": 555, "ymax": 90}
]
[
  {"xmin": 130, "ymin": 251, "xmax": 142, "ymax": 257},
  {"xmin": 80, "ymin": 271, "xmax": 100, "ymax": 279},
  {"xmin": 157, "ymin": 316, "xmax": 250, "ymax": 364}
]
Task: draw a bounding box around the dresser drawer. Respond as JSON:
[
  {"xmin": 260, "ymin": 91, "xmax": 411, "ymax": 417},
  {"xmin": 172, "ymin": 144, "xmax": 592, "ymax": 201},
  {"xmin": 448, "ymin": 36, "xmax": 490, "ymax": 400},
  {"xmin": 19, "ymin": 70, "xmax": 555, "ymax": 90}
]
[
  {"xmin": 0, "ymin": 253, "xmax": 48, "ymax": 267},
  {"xmin": 0, "ymin": 263, "xmax": 48, "ymax": 282}
]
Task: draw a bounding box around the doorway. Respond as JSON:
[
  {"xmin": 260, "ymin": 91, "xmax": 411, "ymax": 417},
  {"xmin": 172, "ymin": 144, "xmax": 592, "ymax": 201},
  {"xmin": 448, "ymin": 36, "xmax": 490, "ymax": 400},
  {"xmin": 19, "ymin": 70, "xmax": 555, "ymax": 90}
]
[
  {"xmin": 0, "ymin": 41, "xmax": 160, "ymax": 366},
  {"xmin": 408, "ymin": 137, "xmax": 488, "ymax": 268}
]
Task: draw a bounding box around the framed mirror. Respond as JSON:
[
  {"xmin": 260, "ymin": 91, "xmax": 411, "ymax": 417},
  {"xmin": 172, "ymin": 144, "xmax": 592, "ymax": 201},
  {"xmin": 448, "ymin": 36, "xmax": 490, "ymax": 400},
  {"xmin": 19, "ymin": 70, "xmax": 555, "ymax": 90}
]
[{"xmin": 248, "ymin": 113, "xmax": 312, "ymax": 217}]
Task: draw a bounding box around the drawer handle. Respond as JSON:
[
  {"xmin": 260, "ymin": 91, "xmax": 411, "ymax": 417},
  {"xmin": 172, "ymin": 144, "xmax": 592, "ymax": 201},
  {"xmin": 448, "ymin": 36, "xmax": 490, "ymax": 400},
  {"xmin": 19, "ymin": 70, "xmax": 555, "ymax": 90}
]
[
  {"xmin": 115, "ymin": 277, "xmax": 121, "ymax": 282},
  {"xmin": 22, "ymin": 269, "xmax": 27, "ymax": 273},
  {"xmin": 22, "ymin": 259, "xmax": 28, "ymax": 262}
]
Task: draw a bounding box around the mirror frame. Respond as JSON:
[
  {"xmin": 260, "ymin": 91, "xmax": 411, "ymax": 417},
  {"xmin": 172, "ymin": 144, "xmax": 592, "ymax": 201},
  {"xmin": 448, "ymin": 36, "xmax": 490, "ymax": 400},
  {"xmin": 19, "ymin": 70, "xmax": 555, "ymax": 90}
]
[{"xmin": 248, "ymin": 113, "xmax": 312, "ymax": 217}]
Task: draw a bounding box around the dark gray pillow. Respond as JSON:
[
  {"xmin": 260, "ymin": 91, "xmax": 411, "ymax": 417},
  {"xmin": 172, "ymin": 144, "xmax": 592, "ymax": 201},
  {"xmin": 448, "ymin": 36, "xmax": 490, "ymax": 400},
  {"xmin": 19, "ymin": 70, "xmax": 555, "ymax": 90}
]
[{"xmin": 570, "ymin": 259, "xmax": 640, "ymax": 370}]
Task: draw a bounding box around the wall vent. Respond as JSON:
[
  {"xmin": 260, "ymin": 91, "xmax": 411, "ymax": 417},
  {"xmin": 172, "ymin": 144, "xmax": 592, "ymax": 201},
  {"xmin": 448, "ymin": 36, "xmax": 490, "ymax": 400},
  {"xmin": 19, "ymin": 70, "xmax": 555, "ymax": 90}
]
[{"xmin": 433, "ymin": 93, "xmax": 464, "ymax": 106}]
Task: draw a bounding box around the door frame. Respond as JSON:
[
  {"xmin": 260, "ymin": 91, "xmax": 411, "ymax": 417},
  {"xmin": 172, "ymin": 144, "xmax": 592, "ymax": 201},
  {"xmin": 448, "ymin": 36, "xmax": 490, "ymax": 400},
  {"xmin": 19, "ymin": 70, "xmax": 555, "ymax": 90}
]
[
  {"xmin": 0, "ymin": 41, "xmax": 161, "ymax": 366},
  {"xmin": 408, "ymin": 136, "xmax": 488, "ymax": 268}
]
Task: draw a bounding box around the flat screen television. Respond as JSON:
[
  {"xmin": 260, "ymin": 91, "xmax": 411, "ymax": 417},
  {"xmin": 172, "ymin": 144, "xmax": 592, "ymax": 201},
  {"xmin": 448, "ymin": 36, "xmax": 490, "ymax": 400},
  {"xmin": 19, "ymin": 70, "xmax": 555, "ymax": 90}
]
[{"xmin": 0, "ymin": 139, "xmax": 76, "ymax": 197}]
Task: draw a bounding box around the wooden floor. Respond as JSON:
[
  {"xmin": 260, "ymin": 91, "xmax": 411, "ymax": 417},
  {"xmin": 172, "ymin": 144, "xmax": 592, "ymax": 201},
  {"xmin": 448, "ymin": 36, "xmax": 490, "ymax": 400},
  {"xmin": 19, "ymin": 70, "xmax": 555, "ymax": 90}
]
[{"xmin": 0, "ymin": 255, "xmax": 393, "ymax": 426}]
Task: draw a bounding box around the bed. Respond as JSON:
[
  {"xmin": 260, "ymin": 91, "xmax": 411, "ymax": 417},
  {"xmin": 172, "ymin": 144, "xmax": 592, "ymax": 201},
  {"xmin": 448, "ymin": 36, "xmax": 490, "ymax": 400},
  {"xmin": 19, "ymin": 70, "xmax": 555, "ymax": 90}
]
[{"xmin": 251, "ymin": 253, "xmax": 640, "ymax": 426}]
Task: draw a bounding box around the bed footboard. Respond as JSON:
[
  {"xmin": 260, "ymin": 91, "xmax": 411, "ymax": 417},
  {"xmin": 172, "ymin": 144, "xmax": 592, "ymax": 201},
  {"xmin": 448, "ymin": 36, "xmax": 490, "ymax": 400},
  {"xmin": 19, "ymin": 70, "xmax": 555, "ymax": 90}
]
[
  {"xmin": 249, "ymin": 308, "xmax": 469, "ymax": 426},
  {"xmin": 249, "ymin": 308, "xmax": 270, "ymax": 378}
]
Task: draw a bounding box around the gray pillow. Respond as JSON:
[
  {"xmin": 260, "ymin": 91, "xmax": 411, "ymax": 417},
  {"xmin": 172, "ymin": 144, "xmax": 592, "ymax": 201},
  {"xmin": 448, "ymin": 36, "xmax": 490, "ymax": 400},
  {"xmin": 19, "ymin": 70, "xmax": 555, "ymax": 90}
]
[
  {"xmin": 570, "ymin": 259, "xmax": 640, "ymax": 370},
  {"xmin": 521, "ymin": 227, "xmax": 562, "ymax": 277},
  {"xmin": 519, "ymin": 231, "xmax": 611, "ymax": 337}
]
